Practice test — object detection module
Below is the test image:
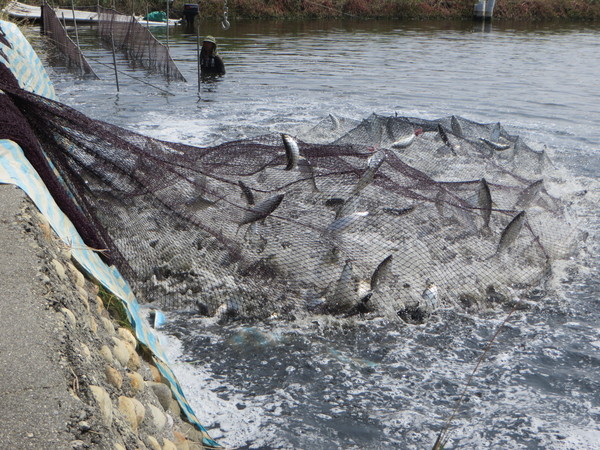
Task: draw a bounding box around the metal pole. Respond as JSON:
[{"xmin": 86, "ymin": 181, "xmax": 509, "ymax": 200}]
[
  {"xmin": 165, "ymin": 0, "xmax": 170, "ymax": 81},
  {"xmin": 196, "ymin": 1, "xmax": 201, "ymax": 95},
  {"xmin": 71, "ymin": 0, "xmax": 85, "ymax": 76},
  {"xmin": 110, "ymin": 31, "xmax": 120, "ymax": 91}
]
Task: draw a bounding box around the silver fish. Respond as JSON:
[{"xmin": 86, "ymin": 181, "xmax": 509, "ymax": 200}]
[
  {"xmin": 185, "ymin": 194, "xmax": 217, "ymax": 211},
  {"xmin": 332, "ymin": 260, "xmax": 356, "ymax": 311},
  {"xmin": 371, "ymin": 254, "xmax": 393, "ymax": 291},
  {"xmin": 336, "ymin": 193, "xmax": 361, "ymax": 219},
  {"xmin": 437, "ymin": 124, "xmax": 456, "ymax": 155},
  {"xmin": 435, "ymin": 188, "xmax": 447, "ymax": 217},
  {"xmin": 421, "ymin": 279, "xmax": 439, "ymax": 311},
  {"xmin": 391, "ymin": 132, "xmax": 416, "ymax": 149},
  {"xmin": 240, "ymin": 194, "xmax": 284, "ymax": 225},
  {"xmin": 490, "ymin": 122, "xmax": 501, "ymax": 142},
  {"xmin": 238, "ymin": 180, "xmax": 255, "ymax": 205},
  {"xmin": 451, "ymin": 115, "xmax": 463, "ymax": 137},
  {"xmin": 326, "ymin": 211, "xmax": 369, "ymax": 234},
  {"xmin": 497, "ymin": 211, "xmax": 526, "ymax": 253},
  {"xmin": 480, "ymin": 137, "xmax": 511, "ymax": 151},
  {"xmin": 515, "ymin": 179, "xmax": 544, "ymax": 209},
  {"xmin": 353, "ymin": 150, "xmax": 386, "ymax": 193},
  {"xmin": 382, "ymin": 206, "xmax": 416, "ymax": 217},
  {"xmin": 282, "ymin": 133, "xmax": 299, "ymax": 170},
  {"xmin": 329, "ymin": 113, "xmax": 340, "ymax": 130},
  {"xmin": 478, "ymin": 178, "xmax": 492, "ymax": 230}
]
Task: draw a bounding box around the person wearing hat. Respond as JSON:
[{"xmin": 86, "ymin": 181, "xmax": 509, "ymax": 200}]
[{"xmin": 200, "ymin": 36, "xmax": 225, "ymax": 76}]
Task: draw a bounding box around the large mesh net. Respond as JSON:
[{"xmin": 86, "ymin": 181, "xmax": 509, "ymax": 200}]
[
  {"xmin": 97, "ymin": 6, "xmax": 185, "ymax": 82},
  {"xmin": 41, "ymin": 2, "xmax": 98, "ymax": 78},
  {"xmin": 1, "ymin": 73, "xmax": 582, "ymax": 324}
]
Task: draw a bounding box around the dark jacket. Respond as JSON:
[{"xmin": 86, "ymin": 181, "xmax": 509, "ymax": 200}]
[{"xmin": 200, "ymin": 44, "xmax": 225, "ymax": 76}]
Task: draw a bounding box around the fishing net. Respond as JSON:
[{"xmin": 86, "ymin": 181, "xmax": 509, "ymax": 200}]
[
  {"xmin": 0, "ymin": 71, "xmax": 583, "ymax": 325},
  {"xmin": 97, "ymin": 6, "xmax": 185, "ymax": 82},
  {"xmin": 41, "ymin": 2, "xmax": 98, "ymax": 78}
]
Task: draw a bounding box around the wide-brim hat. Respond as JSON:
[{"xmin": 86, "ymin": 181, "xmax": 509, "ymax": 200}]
[{"xmin": 203, "ymin": 35, "xmax": 217, "ymax": 45}]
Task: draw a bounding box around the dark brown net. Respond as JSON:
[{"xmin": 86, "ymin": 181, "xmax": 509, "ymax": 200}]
[
  {"xmin": 97, "ymin": 6, "xmax": 185, "ymax": 82},
  {"xmin": 1, "ymin": 75, "xmax": 582, "ymax": 324},
  {"xmin": 41, "ymin": 2, "xmax": 98, "ymax": 78}
]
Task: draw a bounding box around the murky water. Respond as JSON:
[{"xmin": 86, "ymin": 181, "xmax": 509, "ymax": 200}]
[{"xmin": 27, "ymin": 18, "xmax": 600, "ymax": 449}]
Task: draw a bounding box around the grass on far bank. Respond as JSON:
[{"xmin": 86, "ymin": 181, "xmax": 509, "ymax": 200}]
[{"xmin": 2, "ymin": 0, "xmax": 600, "ymax": 21}]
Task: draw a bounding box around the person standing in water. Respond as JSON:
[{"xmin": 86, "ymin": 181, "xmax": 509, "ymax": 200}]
[{"xmin": 200, "ymin": 36, "xmax": 225, "ymax": 76}]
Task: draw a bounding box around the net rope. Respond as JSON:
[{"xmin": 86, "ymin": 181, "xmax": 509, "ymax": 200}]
[
  {"xmin": 97, "ymin": 6, "xmax": 186, "ymax": 82},
  {"xmin": 41, "ymin": 2, "xmax": 98, "ymax": 78},
  {"xmin": 0, "ymin": 73, "xmax": 583, "ymax": 324}
]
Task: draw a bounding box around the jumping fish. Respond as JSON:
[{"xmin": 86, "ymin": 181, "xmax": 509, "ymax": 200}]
[
  {"xmin": 332, "ymin": 260, "xmax": 356, "ymax": 312},
  {"xmin": 281, "ymin": 133, "xmax": 299, "ymax": 170},
  {"xmin": 437, "ymin": 124, "xmax": 457, "ymax": 155},
  {"xmin": 451, "ymin": 115, "xmax": 463, "ymax": 138},
  {"xmin": 336, "ymin": 193, "xmax": 361, "ymax": 219},
  {"xmin": 490, "ymin": 122, "xmax": 501, "ymax": 142},
  {"xmin": 478, "ymin": 178, "xmax": 492, "ymax": 230},
  {"xmin": 329, "ymin": 113, "xmax": 340, "ymax": 130},
  {"xmin": 370, "ymin": 254, "xmax": 393, "ymax": 291},
  {"xmin": 326, "ymin": 211, "xmax": 369, "ymax": 234},
  {"xmin": 497, "ymin": 211, "xmax": 526, "ymax": 253},
  {"xmin": 353, "ymin": 150, "xmax": 386, "ymax": 193},
  {"xmin": 515, "ymin": 179, "xmax": 544, "ymax": 209},
  {"xmin": 480, "ymin": 137, "xmax": 511, "ymax": 151},
  {"xmin": 421, "ymin": 279, "xmax": 439, "ymax": 311},
  {"xmin": 240, "ymin": 194, "xmax": 284, "ymax": 225},
  {"xmin": 238, "ymin": 180, "xmax": 255, "ymax": 205},
  {"xmin": 391, "ymin": 132, "xmax": 416, "ymax": 149}
]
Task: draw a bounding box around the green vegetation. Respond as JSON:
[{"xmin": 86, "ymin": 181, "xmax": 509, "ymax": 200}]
[
  {"xmin": 98, "ymin": 285, "xmax": 134, "ymax": 331},
  {"xmin": 5, "ymin": 0, "xmax": 599, "ymax": 20}
]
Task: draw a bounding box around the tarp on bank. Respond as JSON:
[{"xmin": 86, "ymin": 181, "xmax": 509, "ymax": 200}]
[{"xmin": 0, "ymin": 19, "xmax": 220, "ymax": 448}]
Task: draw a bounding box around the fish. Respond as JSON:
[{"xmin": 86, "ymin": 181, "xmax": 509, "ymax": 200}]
[
  {"xmin": 336, "ymin": 193, "xmax": 361, "ymax": 219},
  {"xmin": 490, "ymin": 122, "xmax": 501, "ymax": 142},
  {"xmin": 421, "ymin": 279, "xmax": 438, "ymax": 310},
  {"xmin": 451, "ymin": 115, "xmax": 463, "ymax": 137},
  {"xmin": 326, "ymin": 211, "xmax": 369, "ymax": 234},
  {"xmin": 497, "ymin": 211, "xmax": 526, "ymax": 253},
  {"xmin": 353, "ymin": 150, "xmax": 386, "ymax": 193},
  {"xmin": 331, "ymin": 260, "xmax": 356, "ymax": 312},
  {"xmin": 282, "ymin": 133, "xmax": 299, "ymax": 170},
  {"xmin": 238, "ymin": 180, "xmax": 255, "ymax": 205},
  {"xmin": 184, "ymin": 194, "xmax": 218, "ymax": 211},
  {"xmin": 329, "ymin": 113, "xmax": 340, "ymax": 130},
  {"xmin": 370, "ymin": 254, "xmax": 393, "ymax": 291},
  {"xmin": 240, "ymin": 194, "xmax": 284, "ymax": 226},
  {"xmin": 435, "ymin": 188, "xmax": 447, "ymax": 217},
  {"xmin": 298, "ymin": 157, "xmax": 319, "ymax": 192},
  {"xmin": 324, "ymin": 197, "xmax": 345, "ymax": 208},
  {"xmin": 437, "ymin": 124, "xmax": 457, "ymax": 155},
  {"xmin": 480, "ymin": 137, "xmax": 511, "ymax": 151},
  {"xmin": 391, "ymin": 132, "xmax": 416, "ymax": 149},
  {"xmin": 515, "ymin": 179, "xmax": 544, "ymax": 209},
  {"xmin": 382, "ymin": 206, "xmax": 416, "ymax": 217},
  {"xmin": 478, "ymin": 178, "xmax": 492, "ymax": 230}
]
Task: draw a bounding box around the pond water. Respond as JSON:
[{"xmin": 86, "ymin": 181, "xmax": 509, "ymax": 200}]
[{"xmin": 27, "ymin": 18, "xmax": 600, "ymax": 449}]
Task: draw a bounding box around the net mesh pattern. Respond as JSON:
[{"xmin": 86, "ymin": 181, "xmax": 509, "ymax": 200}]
[
  {"xmin": 41, "ymin": 2, "xmax": 98, "ymax": 78},
  {"xmin": 97, "ymin": 6, "xmax": 185, "ymax": 82},
  {"xmin": 2, "ymin": 80, "xmax": 582, "ymax": 324}
]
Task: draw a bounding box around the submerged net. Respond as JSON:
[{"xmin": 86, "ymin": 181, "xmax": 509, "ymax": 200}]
[
  {"xmin": 41, "ymin": 2, "xmax": 98, "ymax": 78},
  {"xmin": 97, "ymin": 6, "xmax": 185, "ymax": 82},
  {"xmin": 1, "ymin": 74, "xmax": 584, "ymax": 324}
]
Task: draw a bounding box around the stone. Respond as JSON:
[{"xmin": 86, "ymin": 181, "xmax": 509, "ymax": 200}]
[
  {"xmin": 90, "ymin": 385, "xmax": 113, "ymax": 427},
  {"xmin": 147, "ymin": 404, "xmax": 166, "ymax": 431},
  {"xmin": 67, "ymin": 262, "xmax": 86, "ymax": 288},
  {"xmin": 128, "ymin": 348, "xmax": 141, "ymax": 371},
  {"xmin": 88, "ymin": 316, "xmax": 98, "ymax": 333},
  {"xmin": 70, "ymin": 440, "xmax": 86, "ymax": 448},
  {"xmin": 78, "ymin": 421, "xmax": 91, "ymax": 432},
  {"xmin": 145, "ymin": 436, "xmax": 161, "ymax": 450},
  {"xmin": 102, "ymin": 317, "xmax": 115, "ymax": 335},
  {"xmin": 127, "ymin": 372, "xmax": 145, "ymax": 394},
  {"xmin": 148, "ymin": 381, "xmax": 173, "ymax": 411},
  {"xmin": 77, "ymin": 286, "xmax": 89, "ymax": 302},
  {"xmin": 148, "ymin": 365, "xmax": 162, "ymax": 382},
  {"xmin": 61, "ymin": 307, "xmax": 77, "ymax": 325},
  {"xmin": 112, "ymin": 337, "xmax": 130, "ymax": 367},
  {"xmin": 96, "ymin": 296, "xmax": 104, "ymax": 314},
  {"xmin": 169, "ymin": 398, "xmax": 181, "ymax": 417},
  {"xmin": 80, "ymin": 343, "xmax": 92, "ymax": 362},
  {"xmin": 100, "ymin": 345, "xmax": 113, "ymax": 363},
  {"xmin": 105, "ymin": 365, "xmax": 123, "ymax": 389},
  {"xmin": 118, "ymin": 327, "xmax": 137, "ymax": 348},
  {"xmin": 50, "ymin": 258, "xmax": 68, "ymax": 281},
  {"xmin": 130, "ymin": 397, "xmax": 145, "ymax": 426},
  {"xmin": 118, "ymin": 396, "xmax": 138, "ymax": 431},
  {"xmin": 162, "ymin": 438, "xmax": 177, "ymax": 450},
  {"xmin": 114, "ymin": 444, "xmax": 126, "ymax": 450}
]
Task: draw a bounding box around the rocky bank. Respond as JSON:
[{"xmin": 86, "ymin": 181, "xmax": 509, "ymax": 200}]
[{"xmin": 0, "ymin": 184, "xmax": 215, "ymax": 449}]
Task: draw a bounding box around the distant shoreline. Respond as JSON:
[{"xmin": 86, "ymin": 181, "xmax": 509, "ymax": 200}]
[{"xmin": 40, "ymin": 0, "xmax": 600, "ymax": 22}]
